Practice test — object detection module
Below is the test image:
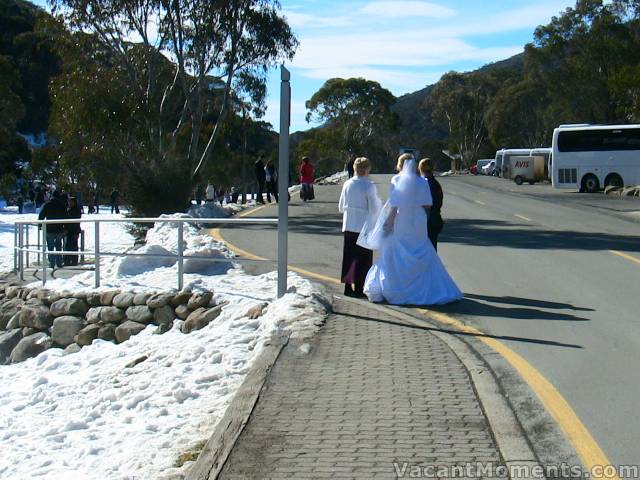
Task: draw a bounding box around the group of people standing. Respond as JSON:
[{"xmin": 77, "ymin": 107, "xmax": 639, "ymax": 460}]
[
  {"xmin": 339, "ymin": 154, "xmax": 461, "ymax": 305},
  {"xmin": 37, "ymin": 191, "xmax": 83, "ymax": 268}
]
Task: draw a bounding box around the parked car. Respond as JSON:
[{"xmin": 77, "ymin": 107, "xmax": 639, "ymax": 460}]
[
  {"xmin": 482, "ymin": 160, "xmax": 496, "ymax": 176},
  {"xmin": 476, "ymin": 159, "xmax": 493, "ymax": 175}
]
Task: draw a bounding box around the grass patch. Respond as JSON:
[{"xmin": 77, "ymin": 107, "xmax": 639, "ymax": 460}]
[{"xmin": 174, "ymin": 440, "xmax": 207, "ymax": 468}]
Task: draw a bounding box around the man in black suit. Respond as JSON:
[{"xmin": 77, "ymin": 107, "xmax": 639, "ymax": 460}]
[{"xmin": 419, "ymin": 158, "xmax": 444, "ymax": 251}]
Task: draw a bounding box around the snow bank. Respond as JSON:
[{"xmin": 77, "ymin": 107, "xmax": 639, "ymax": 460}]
[{"xmin": 0, "ymin": 208, "xmax": 329, "ymax": 479}]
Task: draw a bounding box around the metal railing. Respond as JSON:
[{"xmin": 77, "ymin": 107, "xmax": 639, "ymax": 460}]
[{"xmin": 13, "ymin": 217, "xmax": 279, "ymax": 292}]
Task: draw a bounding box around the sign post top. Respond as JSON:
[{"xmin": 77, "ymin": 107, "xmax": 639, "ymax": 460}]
[{"xmin": 281, "ymin": 65, "xmax": 290, "ymax": 82}]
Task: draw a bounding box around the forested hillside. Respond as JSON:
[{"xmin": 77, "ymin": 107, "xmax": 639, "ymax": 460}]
[{"xmin": 0, "ymin": 0, "xmax": 292, "ymax": 215}]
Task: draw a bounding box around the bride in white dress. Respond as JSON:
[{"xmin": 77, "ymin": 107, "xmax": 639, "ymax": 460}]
[{"xmin": 359, "ymin": 154, "xmax": 463, "ymax": 305}]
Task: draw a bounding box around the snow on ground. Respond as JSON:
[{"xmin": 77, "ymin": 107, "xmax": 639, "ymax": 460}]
[{"xmin": 0, "ymin": 205, "xmax": 329, "ymax": 480}]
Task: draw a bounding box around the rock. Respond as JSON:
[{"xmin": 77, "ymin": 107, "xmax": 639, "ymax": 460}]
[
  {"xmin": 99, "ymin": 291, "xmax": 120, "ymax": 306},
  {"xmin": 5, "ymin": 286, "xmax": 22, "ymax": 299},
  {"xmin": 112, "ymin": 293, "xmax": 135, "ymax": 309},
  {"xmin": 126, "ymin": 306, "xmax": 154, "ymax": 324},
  {"xmin": 6, "ymin": 312, "xmax": 21, "ymax": 330},
  {"xmin": 50, "ymin": 298, "xmax": 89, "ymax": 318},
  {"xmin": 75, "ymin": 324, "xmax": 100, "ymax": 346},
  {"xmin": 0, "ymin": 298, "xmax": 24, "ymax": 330},
  {"xmin": 86, "ymin": 306, "xmax": 125, "ymax": 325},
  {"xmin": 187, "ymin": 292, "xmax": 213, "ymax": 310},
  {"xmin": 181, "ymin": 305, "xmax": 223, "ymax": 334},
  {"xmin": 98, "ymin": 324, "xmax": 117, "ymax": 342},
  {"xmin": 154, "ymin": 322, "xmax": 173, "ymax": 335},
  {"xmin": 63, "ymin": 343, "xmax": 82, "ymax": 355},
  {"xmin": 125, "ymin": 355, "xmax": 148, "ymax": 368},
  {"xmin": 51, "ymin": 316, "xmax": 85, "ymax": 347},
  {"xmin": 101, "ymin": 306, "xmax": 126, "ymax": 324},
  {"xmin": 153, "ymin": 305, "xmax": 175, "ymax": 326},
  {"xmin": 18, "ymin": 288, "xmax": 31, "ymax": 300},
  {"xmin": 10, "ymin": 333, "xmax": 52, "ymax": 363},
  {"xmin": 146, "ymin": 292, "xmax": 174, "ymax": 309},
  {"xmin": 115, "ymin": 321, "xmax": 146, "ymax": 343},
  {"xmin": 246, "ymin": 303, "xmax": 268, "ymax": 320},
  {"xmin": 86, "ymin": 292, "xmax": 102, "ymax": 307},
  {"xmin": 174, "ymin": 304, "xmax": 191, "ymax": 320},
  {"xmin": 43, "ymin": 292, "xmax": 62, "ymax": 306},
  {"xmin": 19, "ymin": 304, "xmax": 53, "ymax": 330},
  {"xmin": 170, "ymin": 291, "xmax": 192, "ymax": 307},
  {"xmin": 133, "ymin": 292, "xmax": 153, "ymax": 306},
  {"xmin": 26, "ymin": 289, "xmax": 41, "ymax": 300},
  {"xmin": 0, "ymin": 329, "xmax": 23, "ymax": 364},
  {"xmin": 22, "ymin": 327, "xmax": 39, "ymax": 336}
]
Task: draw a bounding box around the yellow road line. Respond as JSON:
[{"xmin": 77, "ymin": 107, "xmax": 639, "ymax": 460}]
[
  {"xmin": 514, "ymin": 214, "xmax": 533, "ymax": 222},
  {"xmin": 212, "ymin": 202, "xmax": 617, "ymax": 478},
  {"xmin": 416, "ymin": 308, "xmax": 617, "ymax": 479},
  {"xmin": 609, "ymin": 250, "xmax": 640, "ymax": 266},
  {"xmin": 238, "ymin": 204, "xmax": 268, "ymax": 218}
]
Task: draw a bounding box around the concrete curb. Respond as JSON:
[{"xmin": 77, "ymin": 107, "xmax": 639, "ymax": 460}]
[
  {"xmin": 186, "ymin": 332, "xmax": 289, "ymax": 480},
  {"xmin": 341, "ymin": 295, "xmax": 583, "ymax": 478}
]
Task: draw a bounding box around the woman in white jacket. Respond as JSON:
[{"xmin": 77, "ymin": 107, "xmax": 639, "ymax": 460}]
[{"xmin": 338, "ymin": 157, "xmax": 381, "ymax": 297}]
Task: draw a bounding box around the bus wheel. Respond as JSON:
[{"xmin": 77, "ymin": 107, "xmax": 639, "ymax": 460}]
[
  {"xmin": 514, "ymin": 176, "xmax": 523, "ymax": 185},
  {"xmin": 582, "ymin": 174, "xmax": 600, "ymax": 193},
  {"xmin": 605, "ymin": 173, "xmax": 623, "ymax": 188}
]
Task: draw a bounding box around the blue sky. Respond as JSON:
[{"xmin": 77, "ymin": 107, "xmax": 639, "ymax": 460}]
[
  {"xmin": 266, "ymin": 0, "xmax": 576, "ymax": 132},
  {"xmin": 31, "ymin": 0, "xmax": 576, "ymax": 132}
]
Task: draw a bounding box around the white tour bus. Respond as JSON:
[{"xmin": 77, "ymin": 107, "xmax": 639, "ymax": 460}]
[{"xmin": 552, "ymin": 124, "xmax": 640, "ymax": 193}]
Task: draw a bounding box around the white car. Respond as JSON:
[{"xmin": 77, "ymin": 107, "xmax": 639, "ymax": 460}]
[
  {"xmin": 476, "ymin": 159, "xmax": 493, "ymax": 175},
  {"xmin": 482, "ymin": 160, "xmax": 496, "ymax": 176}
]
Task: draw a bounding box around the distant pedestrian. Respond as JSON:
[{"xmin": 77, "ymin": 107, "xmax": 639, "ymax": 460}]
[
  {"xmin": 110, "ymin": 187, "xmax": 120, "ymax": 214},
  {"xmin": 299, "ymin": 156, "xmax": 315, "ymax": 202},
  {"xmin": 94, "ymin": 190, "xmax": 100, "ymax": 214},
  {"xmin": 35, "ymin": 186, "xmax": 44, "ymax": 209},
  {"xmin": 38, "ymin": 191, "xmax": 67, "ymax": 268},
  {"xmin": 216, "ymin": 186, "xmax": 226, "ymax": 206},
  {"xmin": 346, "ymin": 158, "xmax": 355, "ymax": 178},
  {"xmin": 419, "ymin": 158, "xmax": 444, "ymax": 251},
  {"xmin": 254, "ymin": 156, "xmax": 266, "ymax": 204},
  {"xmin": 195, "ymin": 184, "xmax": 204, "ymax": 205},
  {"xmin": 231, "ymin": 187, "xmax": 240, "ymax": 204},
  {"xmin": 65, "ymin": 196, "xmax": 82, "ymax": 266},
  {"xmin": 265, "ymin": 160, "xmax": 279, "ymax": 203},
  {"xmin": 205, "ymin": 182, "xmax": 215, "ymax": 203},
  {"xmin": 338, "ymin": 157, "xmax": 381, "ymax": 297},
  {"xmin": 17, "ymin": 196, "xmax": 24, "ymax": 214}
]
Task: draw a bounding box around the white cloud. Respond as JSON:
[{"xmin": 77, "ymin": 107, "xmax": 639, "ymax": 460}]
[
  {"xmin": 359, "ymin": 1, "xmax": 456, "ymax": 19},
  {"xmin": 283, "ymin": 10, "xmax": 352, "ymax": 29}
]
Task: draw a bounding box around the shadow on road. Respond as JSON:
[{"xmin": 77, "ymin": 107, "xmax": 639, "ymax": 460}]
[
  {"xmin": 432, "ymin": 298, "xmax": 591, "ymax": 322},
  {"xmin": 441, "ymin": 219, "xmax": 640, "ymax": 253},
  {"xmin": 463, "ymin": 293, "xmax": 595, "ymax": 312},
  {"xmin": 334, "ymin": 309, "xmax": 583, "ymax": 349}
]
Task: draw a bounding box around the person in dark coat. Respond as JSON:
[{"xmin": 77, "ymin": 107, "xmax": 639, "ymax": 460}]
[
  {"xmin": 254, "ymin": 156, "xmax": 266, "ymax": 204},
  {"xmin": 38, "ymin": 190, "xmax": 68, "ymax": 268},
  {"xmin": 110, "ymin": 187, "xmax": 120, "ymax": 214},
  {"xmin": 265, "ymin": 160, "xmax": 279, "ymax": 203},
  {"xmin": 419, "ymin": 158, "xmax": 444, "ymax": 251},
  {"xmin": 64, "ymin": 196, "xmax": 82, "ymax": 266},
  {"xmin": 346, "ymin": 158, "xmax": 355, "ymax": 178},
  {"xmin": 195, "ymin": 184, "xmax": 204, "ymax": 205}
]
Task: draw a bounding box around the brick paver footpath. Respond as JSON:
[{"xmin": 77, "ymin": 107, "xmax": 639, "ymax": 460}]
[{"xmin": 218, "ymin": 297, "xmax": 503, "ymax": 479}]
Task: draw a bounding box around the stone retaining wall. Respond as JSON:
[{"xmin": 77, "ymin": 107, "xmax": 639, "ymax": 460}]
[{"xmin": 0, "ymin": 285, "xmax": 227, "ymax": 365}]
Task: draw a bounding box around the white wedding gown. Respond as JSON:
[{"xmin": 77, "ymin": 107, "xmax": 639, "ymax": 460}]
[{"xmin": 362, "ymin": 161, "xmax": 463, "ymax": 305}]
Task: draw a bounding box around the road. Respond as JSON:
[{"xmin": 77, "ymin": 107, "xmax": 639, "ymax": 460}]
[{"xmin": 218, "ymin": 174, "xmax": 640, "ymax": 468}]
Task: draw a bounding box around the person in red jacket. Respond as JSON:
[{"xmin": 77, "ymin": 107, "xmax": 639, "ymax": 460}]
[{"xmin": 299, "ymin": 156, "xmax": 315, "ymax": 202}]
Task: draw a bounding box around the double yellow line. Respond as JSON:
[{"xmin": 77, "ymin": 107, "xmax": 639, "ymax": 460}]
[{"xmin": 211, "ymin": 203, "xmax": 619, "ymax": 479}]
